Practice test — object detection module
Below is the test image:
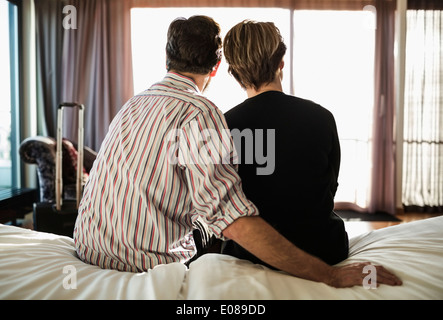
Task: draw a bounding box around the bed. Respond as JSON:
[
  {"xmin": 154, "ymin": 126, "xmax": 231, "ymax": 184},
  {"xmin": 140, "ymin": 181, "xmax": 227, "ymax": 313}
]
[{"xmin": 1, "ymin": 216, "xmax": 442, "ymax": 300}]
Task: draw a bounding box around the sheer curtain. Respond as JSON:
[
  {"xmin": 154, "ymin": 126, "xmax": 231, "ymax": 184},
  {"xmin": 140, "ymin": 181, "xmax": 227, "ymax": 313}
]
[{"xmin": 402, "ymin": 2, "xmax": 443, "ymax": 212}]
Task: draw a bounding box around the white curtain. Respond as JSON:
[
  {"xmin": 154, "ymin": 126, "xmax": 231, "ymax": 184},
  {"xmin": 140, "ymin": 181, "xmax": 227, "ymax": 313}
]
[{"xmin": 402, "ymin": 9, "xmax": 443, "ymax": 212}]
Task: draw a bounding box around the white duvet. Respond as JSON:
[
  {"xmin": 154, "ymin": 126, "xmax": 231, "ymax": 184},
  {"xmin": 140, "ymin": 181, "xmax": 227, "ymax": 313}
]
[{"xmin": 1, "ymin": 216, "xmax": 442, "ymax": 300}]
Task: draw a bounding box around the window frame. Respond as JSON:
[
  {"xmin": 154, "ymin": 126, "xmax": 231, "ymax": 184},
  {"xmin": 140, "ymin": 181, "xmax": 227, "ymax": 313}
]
[
  {"xmin": 8, "ymin": 0, "xmax": 22, "ymax": 189},
  {"xmin": 0, "ymin": 0, "xmax": 21, "ymax": 189}
]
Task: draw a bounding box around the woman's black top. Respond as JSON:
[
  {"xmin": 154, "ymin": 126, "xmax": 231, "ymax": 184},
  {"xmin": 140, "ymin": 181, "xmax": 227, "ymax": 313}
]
[{"xmin": 222, "ymin": 91, "xmax": 348, "ymax": 266}]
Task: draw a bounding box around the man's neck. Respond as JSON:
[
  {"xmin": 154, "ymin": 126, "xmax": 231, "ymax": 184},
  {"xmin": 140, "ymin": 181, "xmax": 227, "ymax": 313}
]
[{"xmin": 170, "ymin": 70, "xmax": 211, "ymax": 93}]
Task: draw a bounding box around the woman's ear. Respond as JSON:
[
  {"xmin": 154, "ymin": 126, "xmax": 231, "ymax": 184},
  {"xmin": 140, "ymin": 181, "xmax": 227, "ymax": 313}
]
[{"xmin": 276, "ymin": 59, "xmax": 285, "ymax": 81}]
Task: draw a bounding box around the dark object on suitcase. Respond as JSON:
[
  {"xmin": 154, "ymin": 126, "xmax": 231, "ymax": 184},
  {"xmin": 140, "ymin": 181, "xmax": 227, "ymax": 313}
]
[
  {"xmin": 32, "ymin": 202, "xmax": 78, "ymax": 237},
  {"xmin": 33, "ymin": 103, "xmax": 84, "ymax": 237}
]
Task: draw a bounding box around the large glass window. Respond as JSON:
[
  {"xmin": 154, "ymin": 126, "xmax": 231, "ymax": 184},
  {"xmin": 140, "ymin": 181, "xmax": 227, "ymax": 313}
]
[
  {"xmin": 131, "ymin": 8, "xmax": 290, "ymax": 113},
  {"xmin": 0, "ymin": 0, "xmax": 20, "ymax": 189},
  {"xmin": 131, "ymin": 8, "xmax": 376, "ymax": 208},
  {"xmin": 291, "ymin": 10, "xmax": 376, "ymax": 208}
]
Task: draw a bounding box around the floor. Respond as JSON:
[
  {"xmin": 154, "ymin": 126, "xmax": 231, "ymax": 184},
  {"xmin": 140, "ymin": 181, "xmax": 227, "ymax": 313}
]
[{"xmin": 344, "ymin": 211, "xmax": 442, "ymax": 239}]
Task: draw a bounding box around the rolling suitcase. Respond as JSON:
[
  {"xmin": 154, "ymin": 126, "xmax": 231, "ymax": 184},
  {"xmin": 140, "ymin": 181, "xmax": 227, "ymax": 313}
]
[{"xmin": 33, "ymin": 103, "xmax": 84, "ymax": 237}]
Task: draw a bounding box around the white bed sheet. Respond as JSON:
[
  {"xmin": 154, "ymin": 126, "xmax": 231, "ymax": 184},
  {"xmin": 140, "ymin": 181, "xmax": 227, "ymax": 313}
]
[
  {"xmin": 0, "ymin": 216, "xmax": 442, "ymax": 300},
  {"xmin": 0, "ymin": 225, "xmax": 186, "ymax": 300},
  {"xmin": 182, "ymin": 216, "xmax": 443, "ymax": 300}
]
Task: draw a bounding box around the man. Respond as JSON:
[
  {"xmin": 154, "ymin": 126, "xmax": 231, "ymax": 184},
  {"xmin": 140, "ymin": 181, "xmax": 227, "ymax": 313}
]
[{"xmin": 74, "ymin": 16, "xmax": 401, "ymax": 288}]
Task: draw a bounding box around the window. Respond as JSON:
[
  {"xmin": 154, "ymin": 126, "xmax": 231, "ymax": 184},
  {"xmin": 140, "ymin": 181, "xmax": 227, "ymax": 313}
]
[
  {"xmin": 291, "ymin": 10, "xmax": 376, "ymax": 208},
  {"xmin": 131, "ymin": 7, "xmax": 376, "ymax": 208},
  {"xmin": 131, "ymin": 7, "xmax": 290, "ymax": 113},
  {"xmin": 0, "ymin": 0, "xmax": 20, "ymax": 189}
]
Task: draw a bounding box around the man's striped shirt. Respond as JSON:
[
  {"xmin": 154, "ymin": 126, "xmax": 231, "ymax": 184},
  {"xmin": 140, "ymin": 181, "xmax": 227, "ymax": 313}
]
[{"xmin": 74, "ymin": 72, "xmax": 259, "ymax": 272}]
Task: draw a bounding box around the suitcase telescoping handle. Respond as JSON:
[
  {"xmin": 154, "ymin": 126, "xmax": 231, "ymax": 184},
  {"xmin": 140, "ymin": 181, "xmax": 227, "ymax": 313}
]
[{"xmin": 55, "ymin": 103, "xmax": 84, "ymax": 211}]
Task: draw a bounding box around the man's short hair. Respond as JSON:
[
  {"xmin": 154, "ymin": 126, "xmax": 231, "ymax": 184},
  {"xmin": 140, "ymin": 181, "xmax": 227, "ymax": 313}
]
[
  {"xmin": 223, "ymin": 20, "xmax": 287, "ymax": 90},
  {"xmin": 166, "ymin": 15, "xmax": 222, "ymax": 75}
]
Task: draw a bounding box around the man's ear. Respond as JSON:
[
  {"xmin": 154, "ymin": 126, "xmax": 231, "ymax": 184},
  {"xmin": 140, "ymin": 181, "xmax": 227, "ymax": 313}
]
[
  {"xmin": 210, "ymin": 60, "xmax": 221, "ymax": 77},
  {"xmin": 280, "ymin": 59, "xmax": 285, "ymax": 70},
  {"xmin": 165, "ymin": 52, "xmax": 170, "ymax": 71}
]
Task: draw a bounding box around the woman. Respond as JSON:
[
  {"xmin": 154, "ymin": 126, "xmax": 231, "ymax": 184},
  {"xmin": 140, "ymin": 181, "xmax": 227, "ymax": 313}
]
[{"xmin": 222, "ymin": 20, "xmax": 349, "ymax": 266}]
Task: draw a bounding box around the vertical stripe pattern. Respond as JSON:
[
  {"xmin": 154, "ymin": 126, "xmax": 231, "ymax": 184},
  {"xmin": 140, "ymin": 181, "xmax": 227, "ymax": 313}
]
[{"xmin": 74, "ymin": 72, "xmax": 258, "ymax": 272}]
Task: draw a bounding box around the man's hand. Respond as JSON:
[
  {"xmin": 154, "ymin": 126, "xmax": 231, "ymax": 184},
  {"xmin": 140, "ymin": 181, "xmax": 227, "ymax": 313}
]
[
  {"xmin": 223, "ymin": 217, "xmax": 402, "ymax": 288},
  {"xmin": 327, "ymin": 262, "xmax": 403, "ymax": 288}
]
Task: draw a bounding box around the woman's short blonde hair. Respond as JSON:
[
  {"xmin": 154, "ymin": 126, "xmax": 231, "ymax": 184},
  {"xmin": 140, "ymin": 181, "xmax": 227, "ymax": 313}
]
[{"xmin": 223, "ymin": 20, "xmax": 287, "ymax": 90}]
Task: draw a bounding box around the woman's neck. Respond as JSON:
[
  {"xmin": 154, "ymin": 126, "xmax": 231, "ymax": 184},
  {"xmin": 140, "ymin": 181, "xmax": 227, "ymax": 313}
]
[{"xmin": 246, "ymin": 78, "xmax": 283, "ymax": 98}]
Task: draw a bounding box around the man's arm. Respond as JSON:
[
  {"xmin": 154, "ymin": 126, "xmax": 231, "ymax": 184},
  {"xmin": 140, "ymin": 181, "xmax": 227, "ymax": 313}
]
[{"xmin": 222, "ymin": 216, "xmax": 402, "ymax": 288}]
